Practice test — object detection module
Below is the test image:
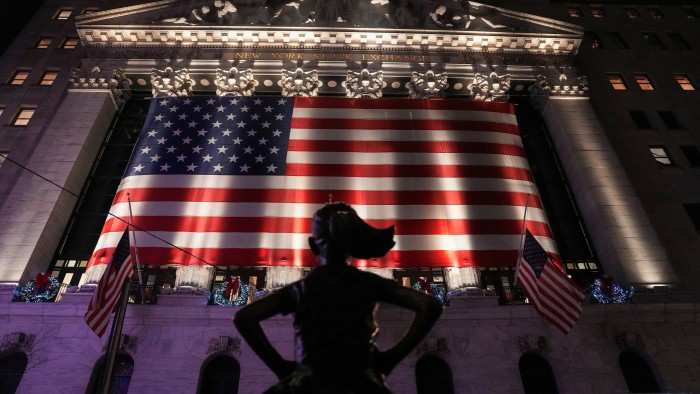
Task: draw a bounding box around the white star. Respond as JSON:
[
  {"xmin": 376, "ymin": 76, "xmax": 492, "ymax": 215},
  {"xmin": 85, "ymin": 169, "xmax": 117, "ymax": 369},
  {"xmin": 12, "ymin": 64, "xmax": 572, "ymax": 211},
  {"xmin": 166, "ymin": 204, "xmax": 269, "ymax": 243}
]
[
  {"xmin": 222, "ymin": 129, "xmax": 232, "ymax": 137},
  {"xmin": 212, "ymin": 164, "xmax": 224, "ymax": 172},
  {"xmin": 202, "ymin": 113, "xmax": 213, "ymax": 120},
  {"xmin": 148, "ymin": 130, "xmax": 157, "ymax": 137},
  {"xmin": 197, "ymin": 129, "xmax": 208, "ymax": 136},
  {"xmin": 206, "ymin": 98, "xmax": 216, "ymax": 105},
  {"xmin": 226, "ymin": 113, "xmax": 235, "ymax": 120},
  {"xmin": 230, "ymin": 98, "xmax": 240, "ymax": 105},
  {"xmin": 232, "ymin": 137, "xmax": 242, "ymax": 145},
  {"xmin": 207, "ymin": 137, "xmax": 218, "ymax": 145},
  {"xmin": 272, "ymin": 129, "xmax": 283, "ymax": 137},
  {"xmin": 254, "ymin": 98, "xmax": 263, "ymax": 105},
  {"xmin": 243, "ymin": 146, "xmax": 254, "ymax": 154},
  {"xmin": 247, "ymin": 129, "xmax": 257, "ymax": 137},
  {"xmin": 160, "ymin": 163, "xmax": 171, "ymax": 172},
  {"xmin": 157, "ymin": 137, "xmax": 167, "ymax": 144},
  {"xmin": 193, "ymin": 105, "xmax": 202, "ymax": 112},
  {"xmin": 261, "ymin": 121, "xmax": 271, "ymax": 128},
  {"xmin": 133, "ymin": 164, "xmax": 145, "ymax": 172},
  {"xmin": 218, "ymin": 146, "xmax": 229, "ymax": 154},
  {"xmin": 183, "ymin": 98, "xmax": 192, "ymax": 105},
  {"xmin": 154, "ymin": 114, "xmax": 164, "ymax": 121},
  {"xmin": 140, "ymin": 146, "xmax": 151, "ymax": 154},
  {"xmin": 236, "ymin": 121, "xmax": 246, "ymax": 128},
  {"xmin": 228, "ymin": 154, "xmax": 239, "ymax": 162},
  {"xmin": 166, "ymin": 146, "xmax": 177, "ymax": 153},
  {"xmin": 212, "ymin": 121, "xmax": 222, "ymax": 128},
  {"xmin": 178, "ymin": 113, "xmax": 189, "ymax": 120},
  {"xmin": 163, "ymin": 121, "xmax": 173, "ymax": 128},
  {"xmin": 202, "ymin": 154, "xmax": 213, "ymax": 162},
  {"xmin": 255, "ymin": 154, "xmax": 265, "ymax": 163},
  {"xmin": 266, "ymin": 164, "xmax": 277, "ymax": 173},
  {"xmin": 277, "ymin": 98, "xmax": 287, "ymax": 105},
  {"xmin": 270, "ymin": 146, "xmax": 280, "ymax": 154},
  {"xmin": 187, "ymin": 163, "xmax": 198, "ymax": 172},
  {"xmin": 258, "ymin": 137, "xmax": 268, "ymax": 145},
  {"xmin": 159, "ymin": 99, "xmax": 169, "ymax": 106},
  {"xmin": 216, "ymin": 105, "xmax": 226, "ymax": 112},
  {"xmin": 150, "ymin": 154, "xmax": 161, "ymax": 162},
  {"xmin": 176, "ymin": 154, "xmax": 187, "ymax": 162},
  {"xmin": 188, "ymin": 121, "xmax": 198, "ymax": 128},
  {"xmin": 251, "ymin": 113, "xmax": 260, "ymax": 120},
  {"xmin": 240, "ymin": 105, "xmax": 250, "ymax": 112},
  {"xmin": 169, "ymin": 105, "xmax": 178, "ymax": 112},
  {"xmin": 239, "ymin": 163, "xmax": 250, "ymax": 172},
  {"xmin": 275, "ymin": 113, "xmax": 285, "ymax": 120},
  {"xmin": 192, "ymin": 146, "xmax": 203, "ymax": 154},
  {"xmin": 182, "ymin": 137, "xmax": 192, "ymax": 144},
  {"xmin": 172, "ymin": 129, "xmax": 183, "ymax": 136},
  {"xmin": 264, "ymin": 106, "xmax": 273, "ymax": 112}
]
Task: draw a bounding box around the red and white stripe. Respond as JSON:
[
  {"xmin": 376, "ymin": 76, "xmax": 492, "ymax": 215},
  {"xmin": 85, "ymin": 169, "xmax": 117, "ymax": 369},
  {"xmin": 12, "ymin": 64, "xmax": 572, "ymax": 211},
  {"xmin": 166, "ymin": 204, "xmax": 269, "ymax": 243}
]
[
  {"xmin": 88, "ymin": 98, "xmax": 557, "ymax": 269},
  {"xmin": 84, "ymin": 252, "xmax": 133, "ymax": 337}
]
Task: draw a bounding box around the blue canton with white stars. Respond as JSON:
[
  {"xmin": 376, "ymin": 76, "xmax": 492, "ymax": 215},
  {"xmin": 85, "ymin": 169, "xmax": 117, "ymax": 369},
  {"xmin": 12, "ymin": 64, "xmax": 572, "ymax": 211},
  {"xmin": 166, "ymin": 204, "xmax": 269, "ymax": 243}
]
[
  {"xmin": 522, "ymin": 230, "xmax": 549, "ymax": 278},
  {"xmin": 127, "ymin": 97, "xmax": 294, "ymax": 176}
]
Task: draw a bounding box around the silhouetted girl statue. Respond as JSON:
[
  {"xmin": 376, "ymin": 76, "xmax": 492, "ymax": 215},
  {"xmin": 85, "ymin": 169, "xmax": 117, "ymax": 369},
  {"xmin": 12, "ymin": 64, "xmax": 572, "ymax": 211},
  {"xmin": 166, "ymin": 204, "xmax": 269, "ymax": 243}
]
[{"xmin": 234, "ymin": 202, "xmax": 443, "ymax": 393}]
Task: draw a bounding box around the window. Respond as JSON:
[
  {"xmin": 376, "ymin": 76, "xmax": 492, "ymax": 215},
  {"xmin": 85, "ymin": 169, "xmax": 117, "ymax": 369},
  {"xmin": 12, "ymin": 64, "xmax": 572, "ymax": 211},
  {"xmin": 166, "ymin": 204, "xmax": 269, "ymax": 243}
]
[
  {"xmin": 674, "ymin": 74, "xmax": 696, "ymax": 91},
  {"xmin": 647, "ymin": 8, "xmax": 664, "ymax": 19},
  {"xmin": 667, "ymin": 32, "xmax": 691, "ymax": 50},
  {"xmin": 684, "ymin": 203, "xmax": 700, "ymax": 230},
  {"xmin": 12, "ymin": 108, "xmax": 35, "ymax": 126},
  {"xmin": 86, "ymin": 353, "xmax": 134, "ymax": 394},
  {"xmin": 619, "ymin": 351, "xmax": 662, "ymax": 392},
  {"xmin": 634, "ymin": 74, "xmax": 655, "ymax": 91},
  {"xmin": 0, "ymin": 351, "xmax": 28, "ymax": 393},
  {"xmin": 34, "ymin": 37, "xmax": 52, "ymax": 49},
  {"xmin": 629, "ymin": 111, "xmax": 652, "ymax": 129},
  {"xmin": 9, "ymin": 70, "xmax": 30, "ymax": 86},
  {"xmin": 608, "ymin": 73, "xmax": 627, "ymax": 90},
  {"xmin": 61, "ymin": 37, "xmax": 80, "ymax": 49},
  {"xmin": 658, "ymin": 111, "xmax": 682, "ymax": 129},
  {"xmin": 649, "ymin": 146, "xmax": 673, "ymax": 165},
  {"xmin": 416, "ymin": 355, "xmax": 455, "ymax": 394},
  {"xmin": 590, "ymin": 7, "xmax": 605, "ymax": 18},
  {"xmin": 568, "ymin": 7, "xmax": 582, "ymax": 18},
  {"xmin": 39, "ymin": 71, "xmax": 59, "ymax": 86},
  {"xmin": 643, "ymin": 32, "xmax": 666, "ymax": 50},
  {"xmin": 626, "ymin": 9, "xmax": 640, "ymax": 19},
  {"xmin": 680, "ymin": 146, "xmax": 700, "ymax": 167},
  {"xmin": 519, "ymin": 353, "xmax": 559, "ymax": 394},
  {"xmin": 55, "ymin": 9, "xmax": 72, "ymax": 20},
  {"xmin": 197, "ymin": 354, "xmax": 241, "ymax": 394},
  {"xmin": 607, "ymin": 32, "xmax": 628, "ymax": 49},
  {"xmin": 682, "ymin": 7, "xmax": 699, "ymax": 19}
]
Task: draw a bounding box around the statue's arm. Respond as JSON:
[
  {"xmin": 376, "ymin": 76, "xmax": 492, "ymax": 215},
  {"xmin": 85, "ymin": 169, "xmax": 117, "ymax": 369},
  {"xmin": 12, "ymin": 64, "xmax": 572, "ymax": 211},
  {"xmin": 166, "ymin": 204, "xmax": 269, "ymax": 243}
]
[
  {"xmin": 375, "ymin": 285, "xmax": 443, "ymax": 375},
  {"xmin": 233, "ymin": 292, "xmax": 297, "ymax": 379}
]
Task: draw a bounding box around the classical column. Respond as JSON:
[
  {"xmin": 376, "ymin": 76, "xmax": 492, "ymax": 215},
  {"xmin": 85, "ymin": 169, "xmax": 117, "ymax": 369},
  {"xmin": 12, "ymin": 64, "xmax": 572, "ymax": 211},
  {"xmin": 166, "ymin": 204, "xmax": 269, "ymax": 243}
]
[
  {"xmin": 280, "ymin": 67, "xmax": 320, "ymax": 97},
  {"xmin": 215, "ymin": 67, "xmax": 258, "ymax": 97},
  {"xmin": 346, "ymin": 68, "xmax": 384, "ymax": 98},
  {"xmin": 530, "ymin": 72, "xmax": 677, "ymax": 287},
  {"xmin": 0, "ymin": 67, "xmax": 130, "ymax": 285}
]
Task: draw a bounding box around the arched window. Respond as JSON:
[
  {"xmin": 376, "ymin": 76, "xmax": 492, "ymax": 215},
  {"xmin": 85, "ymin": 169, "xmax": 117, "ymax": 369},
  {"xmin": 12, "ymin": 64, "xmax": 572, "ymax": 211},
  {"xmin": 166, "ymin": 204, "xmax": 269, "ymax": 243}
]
[
  {"xmin": 0, "ymin": 351, "xmax": 28, "ymax": 394},
  {"xmin": 197, "ymin": 354, "xmax": 240, "ymax": 394},
  {"xmin": 519, "ymin": 352, "xmax": 558, "ymax": 394},
  {"xmin": 85, "ymin": 353, "xmax": 134, "ymax": 394},
  {"xmin": 619, "ymin": 350, "xmax": 661, "ymax": 393},
  {"xmin": 415, "ymin": 354, "xmax": 454, "ymax": 394}
]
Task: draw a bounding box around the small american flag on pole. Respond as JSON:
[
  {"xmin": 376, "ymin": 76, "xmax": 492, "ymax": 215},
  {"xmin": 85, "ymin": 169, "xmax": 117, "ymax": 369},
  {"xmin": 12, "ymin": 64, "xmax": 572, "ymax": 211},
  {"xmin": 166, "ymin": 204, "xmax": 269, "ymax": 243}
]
[
  {"xmin": 87, "ymin": 97, "xmax": 556, "ymax": 269},
  {"xmin": 516, "ymin": 230, "xmax": 584, "ymax": 334},
  {"xmin": 85, "ymin": 229, "xmax": 133, "ymax": 337}
]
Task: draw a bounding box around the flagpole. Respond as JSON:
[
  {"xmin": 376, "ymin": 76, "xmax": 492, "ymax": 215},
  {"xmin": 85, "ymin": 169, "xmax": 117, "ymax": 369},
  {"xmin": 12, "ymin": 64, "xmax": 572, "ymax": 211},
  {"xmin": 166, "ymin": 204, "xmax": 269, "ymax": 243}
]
[
  {"xmin": 513, "ymin": 194, "xmax": 531, "ymax": 286},
  {"xmin": 99, "ymin": 279, "xmax": 130, "ymax": 394},
  {"xmin": 127, "ymin": 193, "xmax": 145, "ymax": 303}
]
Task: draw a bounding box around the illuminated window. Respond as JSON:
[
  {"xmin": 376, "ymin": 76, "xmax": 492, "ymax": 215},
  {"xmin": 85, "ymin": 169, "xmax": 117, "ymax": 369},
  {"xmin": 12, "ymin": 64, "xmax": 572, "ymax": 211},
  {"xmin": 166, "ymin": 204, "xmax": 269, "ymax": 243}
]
[
  {"xmin": 649, "ymin": 146, "xmax": 673, "ymax": 165},
  {"xmin": 629, "ymin": 111, "xmax": 652, "ymax": 129},
  {"xmin": 568, "ymin": 8, "xmax": 582, "ymax": 18},
  {"xmin": 9, "ymin": 71, "xmax": 30, "ymax": 86},
  {"xmin": 55, "ymin": 9, "xmax": 72, "ymax": 20},
  {"xmin": 668, "ymin": 32, "xmax": 691, "ymax": 50},
  {"xmin": 626, "ymin": 9, "xmax": 640, "ymax": 19},
  {"xmin": 674, "ymin": 74, "xmax": 696, "ymax": 91},
  {"xmin": 39, "ymin": 71, "xmax": 59, "ymax": 86},
  {"xmin": 607, "ymin": 32, "xmax": 628, "ymax": 49},
  {"xmin": 608, "ymin": 73, "xmax": 627, "ymax": 90},
  {"xmin": 658, "ymin": 111, "xmax": 682, "ymax": 129},
  {"xmin": 34, "ymin": 37, "xmax": 52, "ymax": 49},
  {"xmin": 590, "ymin": 7, "xmax": 605, "ymax": 18},
  {"xmin": 644, "ymin": 32, "xmax": 666, "ymax": 50},
  {"xmin": 680, "ymin": 146, "xmax": 700, "ymax": 167},
  {"xmin": 12, "ymin": 108, "xmax": 35, "ymax": 126},
  {"xmin": 634, "ymin": 74, "xmax": 655, "ymax": 91},
  {"xmin": 682, "ymin": 7, "xmax": 699, "ymax": 19},
  {"xmin": 61, "ymin": 37, "xmax": 80, "ymax": 49},
  {"xmin": 648, "ymin": 8, "xmax": 664, "ymax": 19}
]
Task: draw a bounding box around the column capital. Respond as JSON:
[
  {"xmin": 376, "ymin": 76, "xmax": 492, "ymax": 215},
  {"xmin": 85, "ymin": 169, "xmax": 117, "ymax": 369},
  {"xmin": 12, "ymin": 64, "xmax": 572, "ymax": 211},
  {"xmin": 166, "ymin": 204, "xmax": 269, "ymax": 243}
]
[{"xmin": 68, "ymin": 67, "xmax": 132, "ymax": 107}]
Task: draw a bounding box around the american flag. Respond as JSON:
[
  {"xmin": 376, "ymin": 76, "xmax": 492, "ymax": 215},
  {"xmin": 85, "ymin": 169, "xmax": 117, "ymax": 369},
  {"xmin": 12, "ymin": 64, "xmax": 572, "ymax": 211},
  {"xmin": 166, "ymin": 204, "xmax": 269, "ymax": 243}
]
[
  {"xmin": 516, "ymin": 230, "xmax": 584, "ymax": 334},
  {"xmin": 87, "ymin": 97, "xmax": 556, "ymax": 269},
  {"xmin": 85, "ymin": 229, "xmax": 133, "ymax": 337}
]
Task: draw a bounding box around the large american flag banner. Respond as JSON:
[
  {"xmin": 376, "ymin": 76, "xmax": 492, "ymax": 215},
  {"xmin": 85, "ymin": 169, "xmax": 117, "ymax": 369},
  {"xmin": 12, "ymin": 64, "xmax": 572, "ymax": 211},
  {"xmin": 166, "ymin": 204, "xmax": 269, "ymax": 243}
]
[
  {"xmin": 516, "ymin": 230, "xmax": 584, "ymax": 334},
  {"xmin": 87, "ymin": 97, "xmax": 556, "ymax": 269}
]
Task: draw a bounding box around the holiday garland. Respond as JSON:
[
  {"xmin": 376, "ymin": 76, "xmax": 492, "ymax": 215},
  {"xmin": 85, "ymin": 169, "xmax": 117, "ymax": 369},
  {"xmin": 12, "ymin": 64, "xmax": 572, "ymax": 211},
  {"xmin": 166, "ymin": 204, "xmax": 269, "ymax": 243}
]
[
  {"xmin": 590, "ymin": 276, "xmax": 634, "ymax": 304},
  {"xmin": 213, "ymin": 276, "xmax": 251, "ymax": 306},
  {"xmin": 13, "ymin": 274, "xmax": 61, "ymax": 302},
  {"xmin": 413, "ymin": 278, "xmax": 449, "ymax": 305}
]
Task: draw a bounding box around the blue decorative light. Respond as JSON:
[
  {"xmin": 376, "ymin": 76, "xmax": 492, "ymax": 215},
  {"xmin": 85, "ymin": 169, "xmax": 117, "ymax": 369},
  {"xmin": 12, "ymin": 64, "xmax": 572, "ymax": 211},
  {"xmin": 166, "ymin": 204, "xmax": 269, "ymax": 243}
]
[
  {"xmin": 213, "ymin": 278, "xmax": 251, "ymax": 306},
  {"xmin": 590, "ymin": 278, "xmax": 634, "ymax": 304},
  {"xmin": 412, "ymin": 282, "xmax": 449, "ymax": 305},
  {"xmin": 13, "ymin": 276, "xmax": 61, "ymax": 302}
]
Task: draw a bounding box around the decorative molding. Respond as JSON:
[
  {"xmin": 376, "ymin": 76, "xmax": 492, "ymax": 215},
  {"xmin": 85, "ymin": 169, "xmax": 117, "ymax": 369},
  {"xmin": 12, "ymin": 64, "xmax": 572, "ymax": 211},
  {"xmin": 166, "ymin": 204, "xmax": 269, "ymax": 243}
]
[
  {"xmin": 0, "ymin": 332, "xmax": 35, "ymax": 355},
  {"xmin": 407, "ymin": 70, "xmax": 448, "ymax": 99},
  {"xmin": 151, "ymin": 67, "xmax": 196, "ymax": 97},
  {"xmin": 207, "ymin": 336, "xmax": 242, "ymax": 356},
  {"xmin": 615, "ymin": 332, "xmax": 645, "ymax": 352},
  {"xmin": 215, "ymin": 67, "xmax": 258, "ymax": 96},
  {"xmin": 468, "ymin": 72, "xmax": 510, "ymax": 102},
  {"xmin": 551, "ymin": 74, "xmax": 588, "ymax": 96},
  {"xmin": 175, "ymin": 265, "xmax": 215, "ymax": 290},
  {"xmin": 416, "ymin": 336, "xmax": 450, "ymax": 356},
  {"xmin": 279, "ymin": 68, "xmax": 320, "ymax": 97},
  {"xmin": 518, "ymin": 335, "xmax": 548, "ymax": 353},
  {"xmin": 346, "ymin": 68, "xmax": 383, "ymax": 98},
  {"xmin": 68, "ymin": 67, "xmax": 132, "ymax": 107},
  {"xmin": 529, "ymin": 72, "xmax": 588, "ymax": 112}
]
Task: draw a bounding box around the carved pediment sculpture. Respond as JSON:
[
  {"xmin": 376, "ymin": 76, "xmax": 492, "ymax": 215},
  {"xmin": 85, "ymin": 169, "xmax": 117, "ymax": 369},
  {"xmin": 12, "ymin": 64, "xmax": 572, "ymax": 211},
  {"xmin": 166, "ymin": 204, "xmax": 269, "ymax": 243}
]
[
  {"xmin": 346, "ymin": 69, "xmax": 384, "ymax": 99},
  {"xmin": 215, "ymin": 67, "xmax": 258, "ymax": 97},
  {"xmin": 151, "ymin": 67, "xmax": 195, "ymax": 97},
  {"xmin": 468, "ymin": 72, "xmax": 510, "ymax": 102},
  {"xmin": 280, "ymin": 68, "xmax": 321, "ymax": 97},
  {"xmin": 408, "ymin": 70, "xmax": 448, "ymax": 99}
]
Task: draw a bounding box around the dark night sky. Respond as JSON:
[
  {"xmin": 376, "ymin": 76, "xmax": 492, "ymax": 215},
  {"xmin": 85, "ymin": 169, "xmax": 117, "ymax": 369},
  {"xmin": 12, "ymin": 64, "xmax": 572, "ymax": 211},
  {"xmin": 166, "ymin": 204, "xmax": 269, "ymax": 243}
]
[{"xmin": 1, "ymin": 0, "xmax": 46, "ymax": 55}]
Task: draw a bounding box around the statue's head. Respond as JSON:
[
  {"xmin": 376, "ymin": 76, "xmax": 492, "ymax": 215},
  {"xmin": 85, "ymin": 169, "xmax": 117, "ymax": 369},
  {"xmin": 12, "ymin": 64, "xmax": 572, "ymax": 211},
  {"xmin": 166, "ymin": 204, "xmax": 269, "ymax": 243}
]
[{"xmin": 309, "ymin": 203, "xmax": 395, "ymax": 266}]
